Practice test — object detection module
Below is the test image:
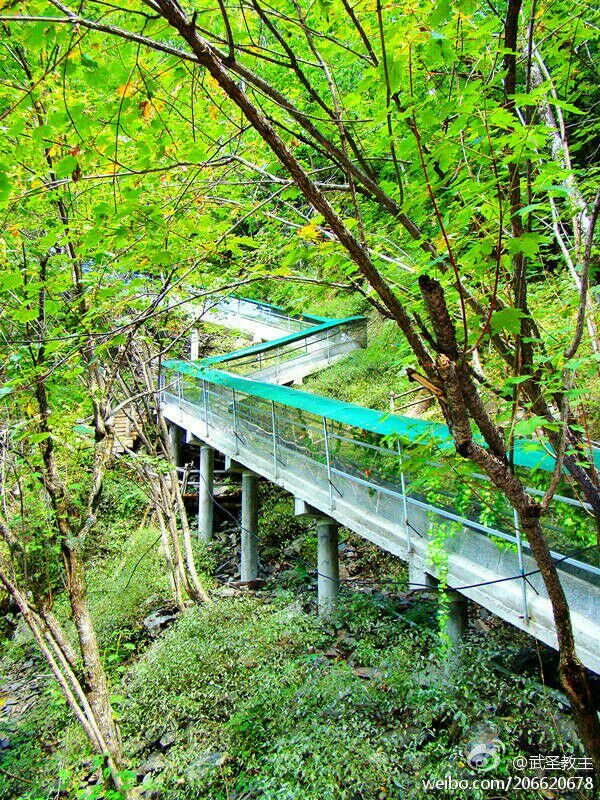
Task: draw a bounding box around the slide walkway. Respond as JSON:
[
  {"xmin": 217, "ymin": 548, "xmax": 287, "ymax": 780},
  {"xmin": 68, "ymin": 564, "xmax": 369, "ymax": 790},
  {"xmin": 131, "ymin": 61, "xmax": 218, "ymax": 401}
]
[{"xmin": 160, "ymin": 296, "xmax": 600, "ymax": 672}]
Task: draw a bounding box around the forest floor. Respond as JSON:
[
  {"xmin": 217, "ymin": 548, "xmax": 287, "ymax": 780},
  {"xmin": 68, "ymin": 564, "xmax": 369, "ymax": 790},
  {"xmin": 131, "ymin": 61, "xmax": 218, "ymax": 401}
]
[
  {"xmin": 0, "ymin": 479, "xmax": 595, "ymax": 800},
  {"xmin": 0, "ymin": 314, "xmax": 597, "ymax": 799}
]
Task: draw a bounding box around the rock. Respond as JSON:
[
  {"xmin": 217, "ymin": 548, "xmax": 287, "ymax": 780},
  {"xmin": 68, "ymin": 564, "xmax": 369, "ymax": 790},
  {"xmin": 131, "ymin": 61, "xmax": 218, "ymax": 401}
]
[
  {"xmin": 215, "ymin": 585, "xmax": 237, "ymax": 597},
  {"xmin": 144, "ymin": 594, "xmax": 160, "ymax": 607},
  {"xmin": 158, "ymin": 731, "xmax": 177, "ymax": 751},
  {"xmin": 283, "ymin": 537, "xmax": 304, "ymax": 556},
  {"xmin": 142, "ymin": 610, "xmax": 178, "ymax": 637},
  {"xmin": 0, "ymin": 736, "xmax": 11, "ymax": 750},
  {"xmin": 213, "ymin": 485, "xmax": 238, "ymax": 499},
  {"xmin": 131, "ymin": 779, "xmax": 163, "ymax": 800},
  {"xmin": 138, "ymin": 751, "xmax": 167, "ymax": 776},
  {"xmin": 185, "ymin": 752, "xmax": 227, "ymax": 782},
  {"xmin": 230, "ymin": 578, "xmax": 265, "ymax": 590},
  {"xmin": 352, "ymin": 666, "xmax": 382, "ymax": 680}
]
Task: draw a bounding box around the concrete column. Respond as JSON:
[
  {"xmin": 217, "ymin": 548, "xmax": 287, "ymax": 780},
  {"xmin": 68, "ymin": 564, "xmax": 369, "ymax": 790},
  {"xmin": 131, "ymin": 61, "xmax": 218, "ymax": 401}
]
[
  {"xmin": 168, "ymin": 424, "xmax": 183, "ymax": 469},
  {"xmin": 444, "ymin": 589, "xmax": 468, "ymax": 647},
  {"xmin": 317, "ymin": 520, "xmax": 339, "ymax": 617},
  {"xmin": 407, "ymin": 555, "xmax": 436, "ymax": 592},
  {"xmin": 197, "ymin": 445, "xmax": 214, "ymax": 542},
  {"xmin": 190, "ymin": 328, "xmax": 199, "ymax": 361},
  {"xmin": 241, "ymin": 472, "xmax": 259, "ymax": 582},
  {"xmin": 409, "ymin": 562, "xmax": 468, "ymax": 648}
]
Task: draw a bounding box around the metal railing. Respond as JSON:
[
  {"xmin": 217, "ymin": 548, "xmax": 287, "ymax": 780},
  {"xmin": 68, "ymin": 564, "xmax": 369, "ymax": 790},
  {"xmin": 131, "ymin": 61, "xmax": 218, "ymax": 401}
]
[
  {"xmin": 218, "ymin": 317, "xmax": 367, "ymax": 380},
  {"xmin": 202, "ymin": 295, "xmax": 322, "ymax": 333},
  {"xmin": 161, "ymin": 371, "xmax": 600, "ymax": 625}
]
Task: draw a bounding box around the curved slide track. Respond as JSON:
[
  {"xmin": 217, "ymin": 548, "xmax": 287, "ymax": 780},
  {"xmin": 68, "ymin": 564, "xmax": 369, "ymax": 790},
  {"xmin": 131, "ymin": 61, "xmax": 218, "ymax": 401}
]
[{"xmin": 160, "ymin": 296, "xmax": 600, "ymax": 673}]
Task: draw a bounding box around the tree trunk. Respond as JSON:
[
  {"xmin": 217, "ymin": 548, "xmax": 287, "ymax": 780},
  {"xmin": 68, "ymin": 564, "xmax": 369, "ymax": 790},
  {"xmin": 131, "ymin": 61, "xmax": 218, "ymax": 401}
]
[
  {"xmin": 0, "ymin": 568, "xmax": 126, "ymax": 793},
  {"xmin": 519, "ymin": 513, "xmax": 600, "ymax": 776},
  {"xmin": 157, "ymin": 506, "xmax": 186, "ymax": 611},
  {"xmin": 63, "ymin": 547, "xmax": 123, "ymax": 766},
  {"xmin": 39, "ymin": 607, "xmax": 78, "ymax": 671},
  {"xmin": 170, "ymin": 467, "xmax": 211, "ymax": 604}
]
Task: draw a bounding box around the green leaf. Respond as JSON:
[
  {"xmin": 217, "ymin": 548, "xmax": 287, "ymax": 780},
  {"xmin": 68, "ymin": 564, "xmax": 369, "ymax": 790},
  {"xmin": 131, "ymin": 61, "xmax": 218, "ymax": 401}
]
[
  {"xmin": 55, "ymin": 155, "xmax": 78, "ymax": 179},
  {"xmin": 514, "ymin": 416, "xmax": 546, "ymax": 437},
  {"xmin": 490, "ymin": 307, "xmax": 528, "ymax": 335},
  {"xmin": 29, "ymin": 432, "xmax": 51, "ymax": 444},
  {"xmin": 506, "ymin": 233, "xmax": 542, "ymax": 257},
  {"xmin": 0, "ymin": 164, "xmax": 11, "ymax": 202},
  {"xmin": 552, "ymin": 99, "xmax": 584, "ymax": 115},
  {"xmin": 80, "ymin": 53, "xmax": 98, "ymax": 69}
]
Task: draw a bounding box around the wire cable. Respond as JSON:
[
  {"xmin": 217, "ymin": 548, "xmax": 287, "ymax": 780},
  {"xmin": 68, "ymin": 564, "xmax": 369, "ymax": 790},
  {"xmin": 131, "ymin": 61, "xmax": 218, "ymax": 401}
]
[{"xmin": 195, "ymin": 468, "xmax": 599, "ymax": 594}]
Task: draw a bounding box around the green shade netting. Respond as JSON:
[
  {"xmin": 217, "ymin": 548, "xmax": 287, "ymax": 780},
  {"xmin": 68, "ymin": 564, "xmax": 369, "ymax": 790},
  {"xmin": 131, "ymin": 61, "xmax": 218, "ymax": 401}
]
[
  {"xmin": 163, "ymin": 359, "xmax": 599, "ymax": 474},
  {"xmin": 234, "ymin": 296, "xmax": 329, "ymax": 324},
  {"xmin": 164, "ymin": 295, "xmax": 599, "ymax": 475},
  {"xmin": 203, "ymin": 316, "xmax": 364, "ymax": 365}
]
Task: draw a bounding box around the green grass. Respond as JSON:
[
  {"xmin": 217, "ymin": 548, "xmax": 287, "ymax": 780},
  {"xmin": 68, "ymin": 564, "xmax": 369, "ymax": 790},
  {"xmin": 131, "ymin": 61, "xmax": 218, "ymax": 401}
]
[
  {"xmin": 303, "ymin": 316, "xmax": 415, "ymax": 412},
  {"xmin": 119, "ymin": 592, "xmax": 581, "ymax": 800},
  {"xmin": 1, "ymin": 578, "xmax": 588, "ymax": 800}
]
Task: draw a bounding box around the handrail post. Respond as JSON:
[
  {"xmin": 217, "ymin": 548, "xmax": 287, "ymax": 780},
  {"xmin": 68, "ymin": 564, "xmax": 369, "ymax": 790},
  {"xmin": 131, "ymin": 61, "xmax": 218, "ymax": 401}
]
[
  {"xmin": 201, "ymin": 379, "xmax": 209, "ymax": 436},
  {"xmin": 323, "ymin": 417, "xmax": 335, "ymax": 511},
  {"xmin": 397, "ymin": 440, "xmax": 411, "ymax": 555},
  {"xmin": 271, "ymin": 401, "xmax": 278, "ymax": 478},
  {"xmin": 177, "ymin": 374, "xmax": 182, "ymax": 408},
  {"xmin": 232, "ymin": 388, "xmax": 240, "ymax": 454},
  {"xmin": 514, "ymin": 509, "xmax": 529, "ymax": 622}
]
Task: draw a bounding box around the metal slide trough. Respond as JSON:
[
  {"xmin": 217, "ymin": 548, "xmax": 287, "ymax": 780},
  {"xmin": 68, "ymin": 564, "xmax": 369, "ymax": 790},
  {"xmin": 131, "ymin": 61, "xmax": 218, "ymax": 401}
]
[{"xmin": 161, "ymin": 296, "xmax": 600, "ymax": 673}]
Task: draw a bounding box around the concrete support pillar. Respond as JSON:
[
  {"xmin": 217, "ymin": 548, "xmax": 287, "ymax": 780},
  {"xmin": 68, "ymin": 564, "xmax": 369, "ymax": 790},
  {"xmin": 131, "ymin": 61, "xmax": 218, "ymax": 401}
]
[
  {"xmin": 443, "ymin": 589, "xmax": 469, "ymax": 647},
  {"xmin": 241, "ymin": 472, "xmax": 259, "ymax": 582},
  {"xmin": 407, "ymin": 555, "xmax": 436, "ymax": 592},
  {"xmin": 317, "ymin": 519, "xmax": 339, "ymax": 617},
  {"xmin": 408, "ymin": 559, "xmax": 468, "ymax": 648},
  {"xmin": 197, "ymin": 445, "xmax": 214, "ymax": 542},
  {"xmin": 168, "ymin": 424, "xmax": 183, "ymax": 469},
  {"xmin": 190, "ymin": 328, "xmax": 199, "ymax": 361}
]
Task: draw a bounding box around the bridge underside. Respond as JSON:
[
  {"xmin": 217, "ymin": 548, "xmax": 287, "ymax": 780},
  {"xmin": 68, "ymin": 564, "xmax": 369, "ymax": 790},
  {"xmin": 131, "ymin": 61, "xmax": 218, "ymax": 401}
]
[
  {"xmin": 163, "ymin": 296, "xmax": 600, "ymax": 674},
  {"xmin": 163, "ymin": 399, "xmax": 600, "ymax": 674}
]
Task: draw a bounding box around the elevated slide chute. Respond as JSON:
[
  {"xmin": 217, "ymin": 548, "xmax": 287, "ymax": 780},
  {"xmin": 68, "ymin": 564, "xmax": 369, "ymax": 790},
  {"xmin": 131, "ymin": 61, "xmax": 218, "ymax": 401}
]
[{"xmin": 161, "ymin": 295, "xmax": 600, "ymax": 673}]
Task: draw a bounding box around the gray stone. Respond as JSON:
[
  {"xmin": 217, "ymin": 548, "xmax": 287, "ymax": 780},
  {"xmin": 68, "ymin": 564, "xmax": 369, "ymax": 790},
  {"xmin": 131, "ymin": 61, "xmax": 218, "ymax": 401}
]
[
  {"xmin": 138, "ymin": 751, "xmax": 166, "ymax": 776},
  {"xmin": 158, "ymin": 731, "xmax": 177, "ymax": 750},
  {"xmin": 185, "ymin": 752, "xmax": 227, "ymax": 782},
  {"xmin": 142, "ymin": 610, "xmax": 178, "ymax": 637},
  {"xmin": 216, "ymin": 585, "xmax": 237, "ymax": 597}
]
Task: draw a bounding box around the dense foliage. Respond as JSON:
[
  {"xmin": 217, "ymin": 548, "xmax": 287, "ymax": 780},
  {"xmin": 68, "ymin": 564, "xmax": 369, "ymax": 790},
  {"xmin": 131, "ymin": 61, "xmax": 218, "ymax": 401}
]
[{"xmin": 0, "ymin": 0, "xmax": 599, "ymax": 796}]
